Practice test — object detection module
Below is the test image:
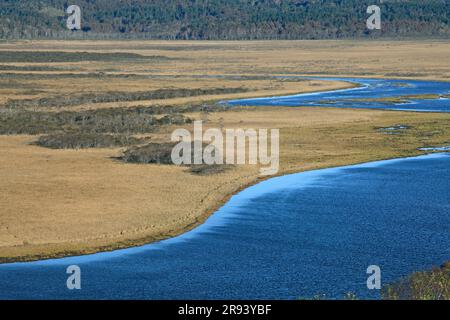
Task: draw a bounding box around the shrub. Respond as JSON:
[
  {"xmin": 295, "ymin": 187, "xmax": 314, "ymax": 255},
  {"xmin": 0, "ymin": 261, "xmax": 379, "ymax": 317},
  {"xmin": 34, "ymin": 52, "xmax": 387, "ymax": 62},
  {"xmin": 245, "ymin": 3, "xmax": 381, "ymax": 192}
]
[
  {"xmin": 5, "ymin": 87, "xmax": 249, "ymax": 109},
  {"xmin": 34, "ymin": 133, "xmax": 146, "ymax": 149},
  {"xmin": 0, "ymin": 51, "xmax": 169, "ymax": 63},
  {"xmin": 382, "ymin": 262, "xmax": 450, "ymax": 300},
  {"xmin": 121, "ymin": 142, "xmax": 226, "ymax": 176},
  {"xmin": 121, "ymin": 142, "xmax": 211, "ymax": 165},
  {"xmin": 0, "ymin": 109, "xmax": 192, "ymax": 135},
  {"xmin": 121, "ymin": 142, "xmax": 177, "ymax": 164}
]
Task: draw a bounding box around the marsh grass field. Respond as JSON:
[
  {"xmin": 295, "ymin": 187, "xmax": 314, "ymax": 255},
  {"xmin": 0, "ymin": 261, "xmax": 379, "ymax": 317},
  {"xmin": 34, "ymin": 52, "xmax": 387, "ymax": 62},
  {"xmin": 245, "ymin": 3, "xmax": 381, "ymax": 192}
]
[{"xmin": 0, "ymin": 40, "xmax": 449, "ymax": 263}]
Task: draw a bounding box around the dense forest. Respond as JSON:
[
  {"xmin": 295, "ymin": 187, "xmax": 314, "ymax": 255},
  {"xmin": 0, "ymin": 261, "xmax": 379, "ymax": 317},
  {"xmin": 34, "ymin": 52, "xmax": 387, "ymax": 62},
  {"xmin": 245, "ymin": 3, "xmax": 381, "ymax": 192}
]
[{"xmin": 0, "ymin": 0, "xmax": 449, "ymax": 39}]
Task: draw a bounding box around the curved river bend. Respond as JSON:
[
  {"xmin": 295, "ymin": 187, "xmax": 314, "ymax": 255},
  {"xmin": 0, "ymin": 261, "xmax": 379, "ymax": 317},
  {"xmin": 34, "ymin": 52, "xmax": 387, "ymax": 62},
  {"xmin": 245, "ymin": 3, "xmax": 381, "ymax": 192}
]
[
  {"xmin": 227, "ymin": 77, "xmax": 450, "ymax": 112},
  {"xmin": 0, "ymin": 153, "xmax": 449, "ymax": 300},
  {"xmin": 1, "ymin": 78, "xmax": 449, "ymax": 300}
]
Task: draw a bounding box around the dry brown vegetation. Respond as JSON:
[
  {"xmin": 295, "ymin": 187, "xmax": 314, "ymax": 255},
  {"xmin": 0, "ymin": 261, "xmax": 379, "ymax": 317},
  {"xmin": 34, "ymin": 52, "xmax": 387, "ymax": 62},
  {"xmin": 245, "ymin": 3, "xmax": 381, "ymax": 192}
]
[{"xmin": 0, "ymin": 40, "xmax": 449, "ymax": 262}]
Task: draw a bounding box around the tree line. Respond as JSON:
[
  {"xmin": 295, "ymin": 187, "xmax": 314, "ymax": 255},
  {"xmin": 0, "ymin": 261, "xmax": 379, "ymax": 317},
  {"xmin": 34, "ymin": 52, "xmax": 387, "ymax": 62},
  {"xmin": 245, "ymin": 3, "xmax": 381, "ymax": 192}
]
[{"xmin": 0, "ymin": 0, "xmax": 449, "ymax": 39}]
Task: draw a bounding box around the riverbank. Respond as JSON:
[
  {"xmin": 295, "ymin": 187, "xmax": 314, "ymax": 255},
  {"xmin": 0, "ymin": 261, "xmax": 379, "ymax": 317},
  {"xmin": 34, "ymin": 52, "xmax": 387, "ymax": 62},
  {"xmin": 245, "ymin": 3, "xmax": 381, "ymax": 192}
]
[
  {"xmin": 1, "ymin": 40, "xmax": 450, "ymax": 263},
  {"xmin": 2, "ymin": 152, "xmax": 448, "ymax": 300},
  {"xmin": 383, "ymin": 261, "xmax": 450, "ymax": 300},
  {"xmin": 227, "ymin": 78, "xmax": 450, "ymax": 112},
  {"xmin": 1, "ymin": 107, "xmax": 449, "ymax": 263}
]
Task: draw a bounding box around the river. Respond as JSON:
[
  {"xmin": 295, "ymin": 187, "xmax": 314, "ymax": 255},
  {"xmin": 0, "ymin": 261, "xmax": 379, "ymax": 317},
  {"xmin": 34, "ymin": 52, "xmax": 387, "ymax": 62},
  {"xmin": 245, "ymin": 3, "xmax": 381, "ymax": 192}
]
[
  {"xmin": 227, "ymin": 77, "xmax": 450, "ymax": 113},
  {"xmin": 1, "ymin": 78, "xmax": 449, "ymax": 300},
  {"xmin": 0, "ymin": 153, "xmax": 448, "ymax": 300}
]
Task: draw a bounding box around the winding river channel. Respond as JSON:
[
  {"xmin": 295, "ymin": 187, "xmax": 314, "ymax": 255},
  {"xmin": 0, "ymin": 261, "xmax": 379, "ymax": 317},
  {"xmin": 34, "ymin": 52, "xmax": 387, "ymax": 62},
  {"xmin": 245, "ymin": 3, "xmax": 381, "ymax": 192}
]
[
  {"xmin": 0, "ymin": 78, "xmax": 449, "ymax": 300},
  {"xmin": 228, "ymin": 77, "xmax": 450, "ymax": 112}
]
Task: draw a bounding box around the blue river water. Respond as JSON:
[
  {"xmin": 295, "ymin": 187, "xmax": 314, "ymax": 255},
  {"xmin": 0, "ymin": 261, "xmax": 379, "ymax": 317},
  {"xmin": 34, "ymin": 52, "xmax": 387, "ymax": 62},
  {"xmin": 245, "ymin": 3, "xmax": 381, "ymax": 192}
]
[
  {"xmin": 0, "ymin": 153, "xmax": 449, "ymax": 300},
  {"xmin": 227, "ymin": 78, "xmax": 450, "ymax": 112}
]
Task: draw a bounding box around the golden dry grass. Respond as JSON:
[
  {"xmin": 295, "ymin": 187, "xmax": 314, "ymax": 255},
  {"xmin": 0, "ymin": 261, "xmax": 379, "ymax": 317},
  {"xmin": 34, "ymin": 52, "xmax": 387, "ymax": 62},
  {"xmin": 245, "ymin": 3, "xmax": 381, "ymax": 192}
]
[
  {"xmin": 0, "ymin": 40, "xmax": 449, "ymax": 262},
  {"xmin": 1, "ymin": 40, "xmax": 449, "ymax": 79},
  {"xmin": 1, "ymin": 107, "xmax": 449, "ymax": 262},
  {"xmin": 2, "ymin": 40, "xmax": 450, "ymax": 111}
]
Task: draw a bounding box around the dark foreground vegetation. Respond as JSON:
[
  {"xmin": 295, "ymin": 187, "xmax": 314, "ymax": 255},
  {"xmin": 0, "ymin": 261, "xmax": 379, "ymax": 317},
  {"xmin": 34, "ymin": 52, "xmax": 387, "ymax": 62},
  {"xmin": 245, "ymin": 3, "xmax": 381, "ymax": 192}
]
[
  {"xmin": 382, "ymin": 262, "xmax": 450, "ymax": 300},
  {"xmin": 1, "ymin": 0, "xmax": 448, "ymax": 39},
  {"xmin": 302, "ymin": 263, "xmax": 450, "ymax": 300}
]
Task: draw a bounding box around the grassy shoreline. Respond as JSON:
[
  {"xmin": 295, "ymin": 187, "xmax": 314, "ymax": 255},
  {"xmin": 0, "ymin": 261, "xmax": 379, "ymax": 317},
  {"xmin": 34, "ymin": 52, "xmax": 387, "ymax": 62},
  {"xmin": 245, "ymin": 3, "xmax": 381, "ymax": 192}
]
[
  {"xmin": 1, "ymin": 136, "xmax": 449, "ymax": 264},
  {"xmin": 1, "ymin": 40, "xmax": 450, "ymax": 264}
]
